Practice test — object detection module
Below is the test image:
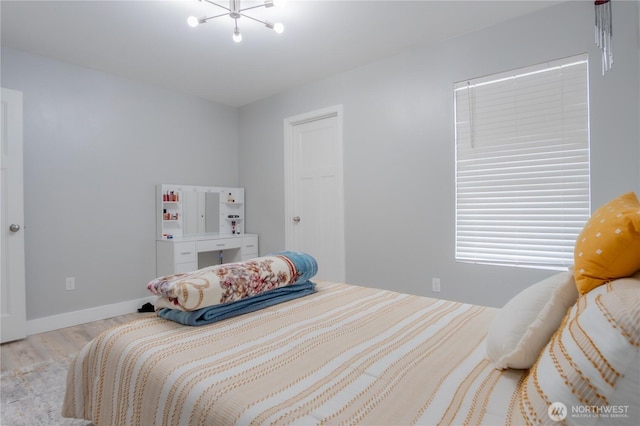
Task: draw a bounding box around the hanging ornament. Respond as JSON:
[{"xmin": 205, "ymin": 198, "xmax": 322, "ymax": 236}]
[{"xmin": 594, "ymin": 0, "xmax": 613, "ymax": 75}]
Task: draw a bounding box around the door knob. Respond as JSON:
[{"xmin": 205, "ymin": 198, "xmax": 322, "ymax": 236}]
[
  {"xmin": 293, "ymin": 216, "xmax": 301, "ymax": 223},
  {"xmin": 9, "ymin": 224, "xmax": 21, "ymax": 232}
]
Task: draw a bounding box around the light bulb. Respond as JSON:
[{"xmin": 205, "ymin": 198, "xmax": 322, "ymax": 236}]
[
  {"xmin": 233, "ymin": 29, "xmax": 242, "ymax": 43},
  {"xmin": 273, "ymin": 22, "xmax": 284, "ymax": 34},
  {"xmin": 187, "ymin": 16, "xmax": 200, "ymax": 28}
]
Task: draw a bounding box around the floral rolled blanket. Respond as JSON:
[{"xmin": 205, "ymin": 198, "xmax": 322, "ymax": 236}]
[{"xmin": 147, "ymin": 251, "xmax": 318, "ymax": 311}]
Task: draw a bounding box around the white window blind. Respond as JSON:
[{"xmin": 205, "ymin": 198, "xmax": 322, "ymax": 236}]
[{"xmin": 454, "ymin": 54, "xmax": 590, "ymax": 270}]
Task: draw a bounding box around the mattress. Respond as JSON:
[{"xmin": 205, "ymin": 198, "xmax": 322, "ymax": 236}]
[{"xmin": 62, "ymin": 281, "xmax": 527, "ymax": 425}]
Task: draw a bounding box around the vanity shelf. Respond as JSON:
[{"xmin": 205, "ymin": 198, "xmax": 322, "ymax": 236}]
[{"xmin": 157, "ymin": 184, "xmax": 246, "ymax": 239}]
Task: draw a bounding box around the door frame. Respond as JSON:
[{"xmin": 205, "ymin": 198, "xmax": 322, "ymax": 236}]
[{"xmin": 283, "ymin": 105, "xmax": 345, "ymax": 280}]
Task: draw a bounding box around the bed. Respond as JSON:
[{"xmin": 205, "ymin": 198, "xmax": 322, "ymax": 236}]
[
  {"xmin": 62, "ymin": 191, "xmax": 640, "ymax": 425},
  {"xmin": 61, "ymin": 280, "xmax": 528, "ymax": 425},
  {"xmin": 60, "ymin": 273, "xmax": 640, "ymax": 425}
]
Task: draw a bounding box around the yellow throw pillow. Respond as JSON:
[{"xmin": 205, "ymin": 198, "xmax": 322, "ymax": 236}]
[{"xmin": 574, "ymin": 192, "xmax": 640, "ymax": 295}]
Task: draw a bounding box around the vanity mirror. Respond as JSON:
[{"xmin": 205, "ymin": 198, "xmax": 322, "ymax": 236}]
[
  {"xmin": 157, "ymin": 184, "xmax": 244, "ymax": 239},
  {"xmin": 182, "ymin": 190, "xmax": 220, "ymax": 235}
]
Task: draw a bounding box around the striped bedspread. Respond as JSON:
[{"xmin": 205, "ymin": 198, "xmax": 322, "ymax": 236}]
[{"xmin": 62, "ymin": 282, "xmax": 527, "ymax": 425}]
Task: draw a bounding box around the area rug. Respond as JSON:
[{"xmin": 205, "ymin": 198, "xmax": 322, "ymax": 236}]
[{"xmin": 0, "ymin": 355, "xmax": 92, "ymax": 426}]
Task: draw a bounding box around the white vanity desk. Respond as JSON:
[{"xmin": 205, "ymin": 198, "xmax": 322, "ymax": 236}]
[
  {"xmin": 156, "ymin": 233, "xmax": 258, "ymax": 277},
  {"xmin": 155, "ymin": 184, "xmax": 258, "ymax": 277}
]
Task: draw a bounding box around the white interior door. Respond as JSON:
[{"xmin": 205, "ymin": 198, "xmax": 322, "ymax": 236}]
[
  {"xmin": 284, "ymin": 106, "xmax": 345, "ymax": 282},
  {"xmin": 1, "ymin": 87, "xmax": 26, "ymax": 343}
]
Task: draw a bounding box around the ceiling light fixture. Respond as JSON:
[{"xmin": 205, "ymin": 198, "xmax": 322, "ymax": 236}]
[{"xmin": 188, "ymin": 0, "xmax": 285, "ymax": 43}]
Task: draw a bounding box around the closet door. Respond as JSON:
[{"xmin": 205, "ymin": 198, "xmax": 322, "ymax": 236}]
[{"xmin": 284, "ymin": 106, "xmax": 345, "ymax": 282}]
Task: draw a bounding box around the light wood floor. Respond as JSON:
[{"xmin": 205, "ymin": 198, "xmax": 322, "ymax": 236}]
[{"xmin": 0, "ymin": 312, "xmax": 154, "ymax": 373}]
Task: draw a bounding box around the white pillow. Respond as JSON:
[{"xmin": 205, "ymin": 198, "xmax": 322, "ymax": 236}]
[
  {"xmin": 519, "ymin": 275, "xmax": 640, "ymax": 425},
  {"xmin": 486, "ymin": 271, "xmax": 578, "ymax": 369}
]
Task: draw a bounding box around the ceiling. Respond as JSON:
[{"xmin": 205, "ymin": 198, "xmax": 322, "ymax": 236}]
[{"xmin": 1, "ymin": 0, "xmax": 565, "ymax": 107}]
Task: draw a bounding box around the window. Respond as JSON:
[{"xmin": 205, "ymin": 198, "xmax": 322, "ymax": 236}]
[{"xmin": 454, "ymin": 54, "xmax": 590, "ymax": 270}]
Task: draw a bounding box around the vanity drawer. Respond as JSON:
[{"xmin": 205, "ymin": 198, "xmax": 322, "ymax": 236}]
[
  {"xmin": 174, "ymin": 242, "xmax": 197, "ymax": 263},
  {"xmin": 242, "ymin": 236, "xmax": 259, "ymax": 257},
  {"xmin": 197, "ymin": 238, "xmax": 241, "ymax": 253}
]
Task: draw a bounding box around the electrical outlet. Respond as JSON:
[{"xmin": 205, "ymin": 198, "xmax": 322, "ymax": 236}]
[
  {"xmin": 432, "ymin": 278, "xmax": 441, "ymax": 293},
  {"xmin": 66, "ymin": 277, "xmax": 76, "ymax": 291}
]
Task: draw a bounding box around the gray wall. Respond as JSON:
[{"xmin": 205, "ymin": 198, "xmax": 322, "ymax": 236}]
[
  {"xmin": 1, "ymin": 1, "xmax": 638, "ymax": 321},
  {"xmin": 239, "ymin": 1, "xmax": 640, "ymax": 308},
  {"xmin": 1, "ymin": 48, "xmax": 240, "ymax": 319}
]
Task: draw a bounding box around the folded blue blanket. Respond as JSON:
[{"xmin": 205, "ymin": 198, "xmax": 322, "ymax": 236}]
[{"xmin": 157, "ymin": 280, "xmax": 316, "ymax": 326}]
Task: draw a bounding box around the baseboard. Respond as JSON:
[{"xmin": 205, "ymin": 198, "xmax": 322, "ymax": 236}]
[{"xmin": 26, "ymin": 296, "xmax": 157, "ymax": 335}]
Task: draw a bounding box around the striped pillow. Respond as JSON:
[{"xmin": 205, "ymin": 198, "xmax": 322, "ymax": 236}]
[{"xmin": 519, "ymin": 273, "xmax": 640, "ymax": 425}]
